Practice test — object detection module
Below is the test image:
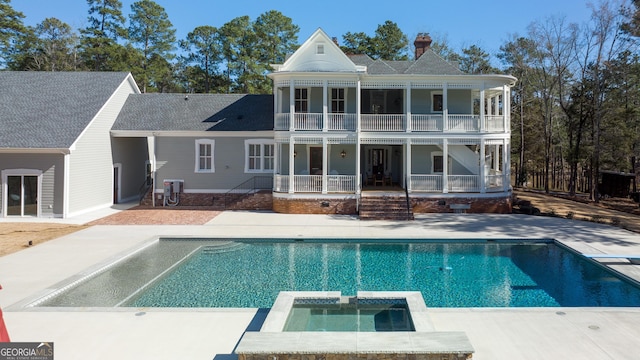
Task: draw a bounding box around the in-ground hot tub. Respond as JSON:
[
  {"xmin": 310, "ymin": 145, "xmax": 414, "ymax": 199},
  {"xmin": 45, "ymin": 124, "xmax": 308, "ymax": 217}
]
[
  {"xmin": 236, "ymin": 291, "xmax": 474, "ymax": 360},
  {"xmin": 284, "ymin": 296, "xmax": 414, "ymax": 332}
]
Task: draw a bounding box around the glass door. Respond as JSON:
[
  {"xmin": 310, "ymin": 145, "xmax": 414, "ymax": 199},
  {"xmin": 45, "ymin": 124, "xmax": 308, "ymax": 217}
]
[{"xmin": 7, "ymin": 175, "xmax": 38, "ymax": 216}]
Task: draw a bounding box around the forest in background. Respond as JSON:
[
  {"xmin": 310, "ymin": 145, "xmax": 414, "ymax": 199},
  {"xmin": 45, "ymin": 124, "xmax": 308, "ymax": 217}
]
[{"xmin": 1, "ymin": 0, "xmax": 639, "ymax": 202}]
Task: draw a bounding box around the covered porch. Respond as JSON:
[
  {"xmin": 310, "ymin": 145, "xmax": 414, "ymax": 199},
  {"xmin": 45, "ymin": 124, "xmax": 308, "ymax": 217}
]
[{"xmin": 272, "ymin": 137, "xmax": 510, "ymax": 195}]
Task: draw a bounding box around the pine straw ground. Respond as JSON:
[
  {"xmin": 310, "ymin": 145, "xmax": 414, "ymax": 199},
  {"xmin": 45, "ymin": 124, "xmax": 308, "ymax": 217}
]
[{"xmin": 1, "ymin": 191, "xmax": 638, "ymax": 257}]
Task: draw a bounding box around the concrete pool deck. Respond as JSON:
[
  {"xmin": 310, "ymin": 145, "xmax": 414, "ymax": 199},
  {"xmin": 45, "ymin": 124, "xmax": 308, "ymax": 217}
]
[{"xmin": 1, "ymin": 211, "xmax": 640, "ymax": 359}]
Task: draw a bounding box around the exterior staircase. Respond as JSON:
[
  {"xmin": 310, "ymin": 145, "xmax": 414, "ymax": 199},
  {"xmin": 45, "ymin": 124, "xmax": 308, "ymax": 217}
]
[{"xmin": 359, "ymin": 193, "xmax": 414, "ymax": 220}]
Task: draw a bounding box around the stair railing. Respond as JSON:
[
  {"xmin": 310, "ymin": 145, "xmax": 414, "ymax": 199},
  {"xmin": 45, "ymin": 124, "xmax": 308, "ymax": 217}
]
[
  {"xmin": 138, "ymin": 176, "xmax": 153, "ymax": 203},
  {"xmin": 404, "ymin": 177, "xmax": 413, "ymax": 220},
  {"xmin": 223, "ymin": 176, "xmax": 273, "ymax": 209}
]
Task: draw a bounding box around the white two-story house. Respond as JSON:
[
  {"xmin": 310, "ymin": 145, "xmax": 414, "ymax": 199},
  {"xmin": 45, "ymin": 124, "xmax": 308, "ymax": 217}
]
[{"xmin": 269, "ymin": 29, "xmax": 516, "ymax": 215}]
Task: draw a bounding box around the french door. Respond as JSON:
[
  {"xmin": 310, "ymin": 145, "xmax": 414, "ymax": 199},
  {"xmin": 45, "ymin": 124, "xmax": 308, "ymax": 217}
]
[{"xmin": 7, "ymin": 175, "xmax": 38, "ymax": 216}]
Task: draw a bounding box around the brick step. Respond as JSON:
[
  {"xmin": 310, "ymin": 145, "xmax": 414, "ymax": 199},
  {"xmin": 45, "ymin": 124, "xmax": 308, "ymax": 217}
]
[{"xmin": 359, "ymin": 195, "xmax": 414, "ymax": 221}]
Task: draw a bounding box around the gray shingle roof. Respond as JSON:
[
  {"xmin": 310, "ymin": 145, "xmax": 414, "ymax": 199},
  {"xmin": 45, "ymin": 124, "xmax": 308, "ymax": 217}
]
[
  {"xmin": 112, "ymin": 94, "xmax": 273, "ymax": 132},
  {"xmin": 347, "ymin": 48, "xmax": 463, "ymax": 75},
  {"xmin": 0, "ymin": 71, "xmax": 131, "ymax": 149}
]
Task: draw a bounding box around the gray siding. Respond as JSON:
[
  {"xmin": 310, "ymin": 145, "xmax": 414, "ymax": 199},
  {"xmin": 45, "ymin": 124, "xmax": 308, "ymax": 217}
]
[
  {"xmin": 0, "ymin": 153, "xmax": 65, "ymax": 217},
  {"xmin": 155, "ymin": 136, "xmax": 269, "ymax": 191},
  {"xmin": 411, "ymin": 89, "xmax": 471, "ymax": 114},
  {"xmin": 448, "ymin": 89, "xmax": 472, "ymax": 114},
  {"xmin": 68, "ymin": 78, "xmax": 137, "ymax": 216},
  {"xmin": 111, "ymin": 137, "xmax": 149, "ymax": 202}
]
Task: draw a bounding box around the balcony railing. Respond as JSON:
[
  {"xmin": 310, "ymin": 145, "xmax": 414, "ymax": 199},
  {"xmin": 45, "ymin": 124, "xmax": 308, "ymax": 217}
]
[
  {"xmin": 328, "ymin": 113, "xmax": 357, "ymax": 131},
  {"xmin": 275, "ymin": 112, "xmax": 505, "ymax": 133},
  {"xmin": 447, "ymin": 115, "xmax": 480, "ymax": 132},
  {"xmin": 411, "ymin": 115, "xmax": 443, "ymax": 132},
  {"xmin": 361, "ymin": 114, "xmax": 405, "ymax": 132},
  {"xmin": 485, "ymin": 115, "xmax": 505, "ymax": 132}
]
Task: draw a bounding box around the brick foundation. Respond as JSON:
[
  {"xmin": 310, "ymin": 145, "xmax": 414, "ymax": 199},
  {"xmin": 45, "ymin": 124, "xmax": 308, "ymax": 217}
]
[
  {"xmin": 411, "ymin": 195, "xmax": 512, "ymax": 214},
  {"xmin": 273, "ymin": 197, "xmax": 357, "ymax": 214},
  {"xmin": 144, "ymin": 191, "xmax": 272, "ymax": 210}
]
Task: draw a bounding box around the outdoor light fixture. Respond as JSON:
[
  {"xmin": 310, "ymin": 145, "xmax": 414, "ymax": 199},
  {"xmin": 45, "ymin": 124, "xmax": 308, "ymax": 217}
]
[{"xmin": 340, "ymin": 149, "xmax": 346, "ymax": 158}]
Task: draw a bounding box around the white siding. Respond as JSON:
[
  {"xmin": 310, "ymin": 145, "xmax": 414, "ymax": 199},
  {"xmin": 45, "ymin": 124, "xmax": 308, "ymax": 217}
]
[{"xmin": 67, "ymin": 77, "xmax": 138, "ymax": 216}]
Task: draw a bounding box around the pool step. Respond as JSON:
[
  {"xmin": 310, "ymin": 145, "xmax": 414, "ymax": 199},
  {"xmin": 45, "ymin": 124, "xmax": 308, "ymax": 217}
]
[{"xmin": 359, "ymin": 195, "xmax": 414, "ymax": 221}]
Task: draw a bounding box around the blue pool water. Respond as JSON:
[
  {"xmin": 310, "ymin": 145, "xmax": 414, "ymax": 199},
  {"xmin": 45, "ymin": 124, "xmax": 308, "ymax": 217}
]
[{"xmin": 120, "ymin": 240, "xmax": 640, "ymax": 308}]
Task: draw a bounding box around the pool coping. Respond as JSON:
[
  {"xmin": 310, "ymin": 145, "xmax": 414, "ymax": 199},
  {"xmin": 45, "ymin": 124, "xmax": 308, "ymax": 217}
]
[{"xmin": 260, "ymin": 291, "xmax": 434, "ymax": 332}]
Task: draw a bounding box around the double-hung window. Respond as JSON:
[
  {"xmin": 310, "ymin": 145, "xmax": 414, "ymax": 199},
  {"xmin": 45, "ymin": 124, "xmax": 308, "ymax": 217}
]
[
  {"xmin": 331, "ymin": 88, "xmax": 345, "ymax": 113},
  {"xmin": 295, "ymin": 88, "xmax": 308, "ymax": 112},
  {"xmin": 195, "ymin": 139, "xmax": 215, "ymax": 173},
  {"xmin": 245, "ymin": 139, "xmax": 275, "ymax": 173}
]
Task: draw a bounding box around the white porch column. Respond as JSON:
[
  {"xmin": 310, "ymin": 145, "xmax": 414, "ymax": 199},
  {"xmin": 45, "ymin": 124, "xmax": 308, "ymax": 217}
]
[
  {"xmin": 356, "ymin": 78, "xmax": 362, "ymax": 132},
  {"xmin": 479, "ymin": 140, "xmax": 486, "ymax": 194},
  {"xmin": 443, "ymin": 82, "xmax": 448, "ymax": 131},
  {"xmin": 503, "ymin": 139, "xmax": 509, "ymax": 192},
  {"xmin": 442, "ymin": 139, "xmax": 448, "ymax": 193},
  {"xmin": 322, "ymin": 138, "xmax": 328, "ymax": 194},
  {"xmin": 406, "ymin": 81, "xmax": 412, "ymax": 132},
  {"xmin": 322, "ymin": 80, "xmax": 328, "ymax": 132},
  {"xmin": 406, "ymin": 139, "xmax": 412, "ymax": 192},
  {"xmin": 288, "ymin": 137, "xmax": 295, "ymax": 193},
  {"xmin": 503, "ymin": 85, "xmax": 509, "ymax": 132},
  {"xmin": 356, "ymin": 135, "xmax": 361, "ymax": 195},
  {"xmin": 273, "ymin": 141, "xmax": 279, "ymax": 191},
  {"xmin": 289, "ymin": 81, "xmax": 295, "ymax": 132},
  {"xmin": 479, "ymin": 85, "xmax": 485, "ymax": 132}
]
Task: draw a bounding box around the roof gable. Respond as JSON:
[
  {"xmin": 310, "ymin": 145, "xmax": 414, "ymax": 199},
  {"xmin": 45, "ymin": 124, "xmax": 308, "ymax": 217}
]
[
  {"xmin": 274, "ymin": 28, "xmax": 363, "ymax": 73},
  {"xmin": 0, "ymin": 71, "xmax": 134, "ymax": 149}
]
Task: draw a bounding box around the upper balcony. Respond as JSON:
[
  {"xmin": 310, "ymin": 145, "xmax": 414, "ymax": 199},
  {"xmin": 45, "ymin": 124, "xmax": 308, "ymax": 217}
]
[{"xmin": 274, "ymin": 112, "xmax": 507, "ymax": 133}]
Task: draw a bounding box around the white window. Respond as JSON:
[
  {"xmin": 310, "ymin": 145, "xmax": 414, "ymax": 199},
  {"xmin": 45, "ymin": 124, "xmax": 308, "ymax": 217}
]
[
  {"xmin": 316, "ymin": 44, "xmax": 325, "ymax": 54},
  {"xmin": 331, "ymin": 88, "xmax": 345, "ymax": 113},
  {"xmin": 431, "ymin": 151, "xmax": 450, "ymax": 174},
  {"xmin": 432, "ymin": 91, "xmax": 443, "ymax": 112},
  {"xmin": 295, "ymin": 88, "xmax": 308, "ymax": 112},
  {"xmin": 245, "ymin": 139, "xmax": 275, "ymax": 173},
  {"xmin": 195, "ymin": 139, "xmax": 215, "ymax": 173}
]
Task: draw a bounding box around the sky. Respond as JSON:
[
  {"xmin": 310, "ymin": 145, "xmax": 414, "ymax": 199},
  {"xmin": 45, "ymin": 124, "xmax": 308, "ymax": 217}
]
[{"xmin": 12, "ymin": 0, "xmax": 596, "ymax": 60}]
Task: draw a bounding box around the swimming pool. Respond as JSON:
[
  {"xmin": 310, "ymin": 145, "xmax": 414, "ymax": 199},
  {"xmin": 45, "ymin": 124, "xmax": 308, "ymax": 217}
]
[{"xmin": 33, "ymin": 239, "xmax": 640, "ymax": 308}]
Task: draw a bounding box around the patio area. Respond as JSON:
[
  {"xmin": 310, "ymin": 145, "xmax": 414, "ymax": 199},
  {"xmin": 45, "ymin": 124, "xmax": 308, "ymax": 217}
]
[{"xmin": 1, "ymin": 211, "xmax": 640, "ymax": 359}]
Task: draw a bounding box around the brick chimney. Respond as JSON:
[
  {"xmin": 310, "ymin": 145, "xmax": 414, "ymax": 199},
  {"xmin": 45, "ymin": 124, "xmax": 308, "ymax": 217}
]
[{"xmin": 414, "ymin": 33, "xmax": 432, "ymax": 60}]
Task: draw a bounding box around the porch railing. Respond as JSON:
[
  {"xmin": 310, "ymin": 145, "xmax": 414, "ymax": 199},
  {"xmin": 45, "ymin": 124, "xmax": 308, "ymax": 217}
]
[
  {"xmin": 448, "ymin": 175, "xmax": 480, "ymax": 192},
  {"xmin": 275, "ymin": 174, "xmax": 506, "ymax": 194},
  {"xmin": 327, "ymin": 175, "xmax": 357, "ymax": 192},
  {"xmin": 485, "ymin": 174, "xmax": 505, "ymax": 192},
  {"xmin": 274, "ymin": 174, "xmax": 357, "ymax": 193},
  {"xmin": 410, "ymin": 175, "xmax": 443, "ymax": 192}
]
